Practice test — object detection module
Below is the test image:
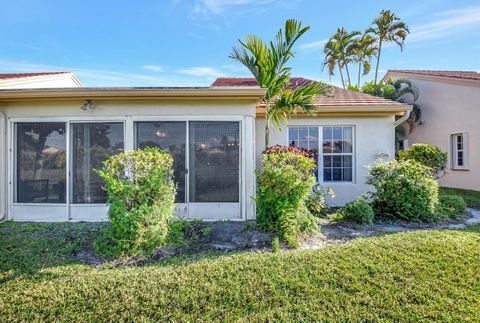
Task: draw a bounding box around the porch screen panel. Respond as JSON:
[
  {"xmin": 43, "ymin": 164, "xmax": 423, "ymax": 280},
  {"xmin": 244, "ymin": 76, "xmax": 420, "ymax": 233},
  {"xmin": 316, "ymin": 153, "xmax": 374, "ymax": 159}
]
[
  {"xmin": 136, "ymin": 122, "xmax": 186, "ymax": 203},
  {"xmin": 72, "ymin": 123, "xmax": 124, "ymax": 204},
  {"xmin": 16, "ymin": 122, "xmax": 66, "ymax": 203},
  {"xmin": 189, "ymin": 122, "xmax": 240, "ymax": 203}
]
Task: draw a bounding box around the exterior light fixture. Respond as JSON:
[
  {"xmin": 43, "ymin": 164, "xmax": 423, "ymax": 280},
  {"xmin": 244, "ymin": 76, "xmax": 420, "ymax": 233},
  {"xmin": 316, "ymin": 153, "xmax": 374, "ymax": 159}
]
[{"xmin": 80, "ymin": 100, "xmax": 95, "ymax": 111}]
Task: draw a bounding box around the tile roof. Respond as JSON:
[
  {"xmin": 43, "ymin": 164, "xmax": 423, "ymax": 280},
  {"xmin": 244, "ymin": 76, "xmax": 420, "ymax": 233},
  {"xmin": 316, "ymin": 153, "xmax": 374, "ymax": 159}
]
[
  {"xmin": 0, "ymin": 72, "xmax": 70, "ymax": 80},
  {"xmin": 386, "ymin": 70, "xmax": 480, "ymax": 82},
  {"xmin": 211, "ymin": 77, "xmax": 405, "ymax": 107}
]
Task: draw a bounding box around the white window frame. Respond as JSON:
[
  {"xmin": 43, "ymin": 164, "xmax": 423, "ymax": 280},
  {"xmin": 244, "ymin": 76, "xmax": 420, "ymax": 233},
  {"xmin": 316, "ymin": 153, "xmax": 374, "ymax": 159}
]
[
  {"xmin": 451, "ymin": 133, "xmax": 469, "ymax": 170},
  {"xmin": 288, "ymin": 125, "xmax": 355, "ymax": 184}
]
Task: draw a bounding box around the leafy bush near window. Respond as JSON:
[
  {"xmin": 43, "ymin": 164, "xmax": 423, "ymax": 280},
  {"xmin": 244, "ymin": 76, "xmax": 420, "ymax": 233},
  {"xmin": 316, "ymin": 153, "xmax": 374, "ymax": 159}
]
[
  {"xmin": 336, "ymin": 197, "xmax": 375, "ymax": 224},
  {"xmin": 398, "ymin": 143, "xmax": 448, "ymax": 179},
  {"xmin": 438, "ymin": 194, "xmax": 467, "ymax": 219},
  {"xmin": 367, "ymin": 160, "xmax": 440, "ymax": 222},
  {"xmin": 306, "ymin": 184, "xmax": 335, "ymax": 217},
  {"xmin": 256, "ymin": 146, "xmax": 318, "ymax": 248},
  {"xmin": 95, "ymin": 148, "xmax": 176, "ymax": 256}
]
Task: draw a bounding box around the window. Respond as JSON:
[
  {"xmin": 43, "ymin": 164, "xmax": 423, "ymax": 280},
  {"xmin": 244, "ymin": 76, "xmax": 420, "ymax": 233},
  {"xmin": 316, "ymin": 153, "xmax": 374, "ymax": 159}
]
[
  {"xmin": 16, "ymin": 122, "xmax": 66, "ymax": 203},
  {"xmin": 322, "ymin": 127, "xmax": 353, "ymax": 182},
  {"xmin": 136, "ymin": 122, "xmax": 187, "ymax": 203},
  {"xmin": 288, "ymin": 126, "xmax": 354, "ymax": 183},
  {"xmin": 288, "ymin": 127, "xmax": 319, "ymax": 150},
  {"xmin": 451, "ymin": 133, "xmax": 468, "ymax": 170},
  {"xmin": 72, "ymin": 122, "xmax": 124, "ymax": 204}
]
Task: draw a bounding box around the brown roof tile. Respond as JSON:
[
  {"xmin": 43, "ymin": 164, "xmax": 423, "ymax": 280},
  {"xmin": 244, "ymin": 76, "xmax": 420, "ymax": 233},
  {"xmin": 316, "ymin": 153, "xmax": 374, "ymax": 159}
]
[
  {"xmin": 386, "ymin": 70, "xmax": 480, "ymax": 81},
  {"xmin": 211, "ymin": 77, "xmax": 404, "ymax": 107}
]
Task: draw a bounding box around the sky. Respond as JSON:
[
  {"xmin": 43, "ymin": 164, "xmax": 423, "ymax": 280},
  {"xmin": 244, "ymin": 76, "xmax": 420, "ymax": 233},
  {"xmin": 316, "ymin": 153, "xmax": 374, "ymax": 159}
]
[{"xmin": 0, "ymin": 0, "xmax": 479, "ymax": 87}]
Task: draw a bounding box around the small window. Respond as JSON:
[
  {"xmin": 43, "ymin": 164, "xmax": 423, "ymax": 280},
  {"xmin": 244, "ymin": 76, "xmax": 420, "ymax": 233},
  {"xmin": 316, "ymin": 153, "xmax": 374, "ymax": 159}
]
[
  {"xmin": 322, "ymin": 127, "xmax": 353, "ymax": 182},
  {"xmin": 451, "ymin": 133, "xmax": 468, "ymax": 170}
]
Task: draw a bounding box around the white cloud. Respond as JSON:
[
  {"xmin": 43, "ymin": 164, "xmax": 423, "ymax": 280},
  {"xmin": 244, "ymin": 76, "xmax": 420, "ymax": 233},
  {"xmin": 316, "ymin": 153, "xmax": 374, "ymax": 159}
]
[
  {"xmin": 177, "ymin": 66, "xmax": 225, "ymax": 78},
  {"xmin": 409, "ymin": 6, "xmax": 480, "ymax": 42},
  {"xmin": 0, "ymin": 59, "xmax": 204, "ymax": 87},
  {"xmin": 141, "ymin": 65, "xmax": 164, "ymax": 72},
  {"xmin": 300, "ymin": 39, "xmax": 328, "ymax": 51},
  {"xmin": 193, "ymin": 0, "xmax": 275, "ymax": 14}
]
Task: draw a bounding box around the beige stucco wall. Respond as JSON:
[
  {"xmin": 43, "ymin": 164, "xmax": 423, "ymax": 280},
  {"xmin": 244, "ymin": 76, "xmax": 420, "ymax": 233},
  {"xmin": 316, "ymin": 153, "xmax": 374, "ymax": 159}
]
[
  {"xmin": 255, "ymin": 115, "xmax": 396, "ymax": 206},
  {"xmin": 391, "ymin": 76, "xmax": 480, "ymax": 191}
]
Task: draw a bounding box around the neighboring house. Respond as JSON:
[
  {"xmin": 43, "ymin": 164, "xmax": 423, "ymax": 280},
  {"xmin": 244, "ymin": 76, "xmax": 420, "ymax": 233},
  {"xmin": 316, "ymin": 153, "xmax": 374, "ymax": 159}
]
[
  {"xmin": 0, "ymin": 75, "xmax": 410, "ymax": 222},
  {"xmin": 385, "ymin": 70, "xmax": 480, "ymax": 191},
  {"xmin": 0, "ymin": 72, "xmax": 83, "ymax": 89}
]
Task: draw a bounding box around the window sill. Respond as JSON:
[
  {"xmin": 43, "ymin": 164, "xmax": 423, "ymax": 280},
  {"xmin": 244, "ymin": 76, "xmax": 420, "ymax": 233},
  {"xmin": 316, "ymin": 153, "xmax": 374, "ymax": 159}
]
[{"xmin": 450, "ymin": 168, "xmax": 469, "ymax": 171}]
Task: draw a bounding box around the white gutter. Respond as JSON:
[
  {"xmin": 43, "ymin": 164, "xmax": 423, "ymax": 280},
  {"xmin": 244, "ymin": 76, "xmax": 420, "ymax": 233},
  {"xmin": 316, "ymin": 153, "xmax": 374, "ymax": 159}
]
[
  {"xmin": 0, "ymin": 111, "xmax": 6, "ymax": 222},
  {"xmin": 394, "ymin": 110, "xmax": 411, "ymax": 127}
]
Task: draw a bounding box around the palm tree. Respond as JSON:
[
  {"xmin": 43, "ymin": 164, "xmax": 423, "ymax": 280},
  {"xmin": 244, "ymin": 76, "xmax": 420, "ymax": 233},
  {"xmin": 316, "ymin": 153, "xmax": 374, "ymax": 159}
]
[
  {"xmin": 230, "ymin": 19, "xmax": 330, "ymax": 147},
  {"xmin": 323, "ymin": 28, "xmax": 360, "ymax": 88},
  {"xmin": 323, "ymin": 39, "xmax": 346, "ymax": 88},
  {"xmin": 367, "ymin": 10, "xmax": 409, "ymax": 84},
  {"xmin": 350, "ymin": 33, "xmax": 378, "ymax": 87}
]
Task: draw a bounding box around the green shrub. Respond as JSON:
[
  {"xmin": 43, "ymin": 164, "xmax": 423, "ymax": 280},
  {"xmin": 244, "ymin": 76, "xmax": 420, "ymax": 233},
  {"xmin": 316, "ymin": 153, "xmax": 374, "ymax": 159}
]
[
  {"xmin": 438, "ymin": 194, "xmax": 467, "ymax": 219},
  {"xmin": 256, "ymin": 146, "xmax": 318, "ymax": 247},
  {"xmin": 367, "ymin": 160, "xmax": 440, "ymax": 222},
  {"xmin": 95, "ymin": 148, "xmax": 176, "ymax": 256},
  {"xmin": 271, "ymin": 236, "xmax": 280, "ymax": 253},
  {"xmin": 398, "ymin": 143, "xmax": 448, "ymax": 179},
  {"xmin": 306, "ymin": 184, "xmax": 335, "ymax": 217},
  {"xmin": 338, "ymin": 197, "xmax": 375, "ymax": 224}
]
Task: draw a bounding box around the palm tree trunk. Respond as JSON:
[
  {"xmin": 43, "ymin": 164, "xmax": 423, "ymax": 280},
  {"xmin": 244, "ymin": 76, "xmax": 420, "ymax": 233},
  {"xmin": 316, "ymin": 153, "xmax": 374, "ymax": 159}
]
[
  {"xmin": 357, "ymin": 59, "xmax": 362, "ymax": 88},
  {"xmin": 337, "ymin": 62, "xmax": 346, "ymax": 88},
  {"xmin": 374, "ymin": 39, "xmax": 383, "ymax": 85},
  {"xmin": 344, "ymin": 61, "xmax": 352, "ymax": 87},
  {"xmin": 264, "ymin": 122, "xmax": 270, "ymax": 148}
]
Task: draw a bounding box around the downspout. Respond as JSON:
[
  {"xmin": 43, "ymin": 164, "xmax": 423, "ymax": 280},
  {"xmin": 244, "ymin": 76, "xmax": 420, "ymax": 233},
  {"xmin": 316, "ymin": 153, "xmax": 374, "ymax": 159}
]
[
  {"xmin": 0, "ymin": 111, "xmax": 6, "ymax": 222},
  {"xmin": 394, "ymin": 110, "xmax": 411, "ymax": 127}
]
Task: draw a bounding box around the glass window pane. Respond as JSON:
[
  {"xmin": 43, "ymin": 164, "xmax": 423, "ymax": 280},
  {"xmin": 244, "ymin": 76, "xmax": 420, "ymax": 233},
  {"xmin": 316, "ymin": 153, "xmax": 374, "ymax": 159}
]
[
  {"xmin": 343, "ymin": 156, "xmax": 352, "ymax": 167},
  {"xmin": 323, "ymin": 127, "xmax": 332, "ymax": 140},
  {"xmin": 323, "ymin": 168, "xmax": 332, "ymax": 182},
  {"xmin": 16, "ymin": 122, "xmax": 66, "ymax": 203},
  {"xmin": 333, "ymin": 127, "xmax": 343, "ymax": 139},
  {"xmin": 189, "ymin": 122, "xmax": 239, "ymax": 203},
  {"xmin": 343, "ymin": 127, "xmax": 353, "ymax": 153},
  {"xmin": 298, "ymin": 140, "xmax": 309, "ymax": 149},
  {"xmin": 333, "ymin": 156, "xmax": 342, "ymax": 167},
  {"xmin": 332, "ymin": 168, "xmax": 342, "ymax": 181},
  {"xmin": 343, "ymin": 168, "xmax": 352, "ymax": 181},
  {"xmin": 309, "ymin": 127, "xmax": 318, "ymax": 141},
  {"xmin": 136, "ymin": 122, "xmax": 186, "ymax": 203},
  {"xmin": 288, "ymin": 128, "xmax": 298, "ymax": 146},
  {"xmin": 333, "ymin": 139, "xmax": 343, "ymax": 153},
  {"xmin": 309, "ymin": 140, "xmax": 319, "ymax": 150},
  {"xmin": 72, "ymin": 123, "xmax": 124, "ymax": 204},
  {"xmin": 299, "ymin": 128, "xmax": 309, "ymax": 141},
  {"xmin": 323, "ymin": 156, "xmax": 332, "ymax": 167}
]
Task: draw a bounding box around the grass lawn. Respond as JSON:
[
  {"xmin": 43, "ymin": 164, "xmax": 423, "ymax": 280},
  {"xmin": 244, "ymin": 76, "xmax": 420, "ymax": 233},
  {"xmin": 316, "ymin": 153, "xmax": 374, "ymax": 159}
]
[
  {"xmin": 441, "ymin": 187, "xmax": 480, "ymax": 209},
  {"xmin": 1, "ymin": 222, "xmax": 479, "ymax": 321}
]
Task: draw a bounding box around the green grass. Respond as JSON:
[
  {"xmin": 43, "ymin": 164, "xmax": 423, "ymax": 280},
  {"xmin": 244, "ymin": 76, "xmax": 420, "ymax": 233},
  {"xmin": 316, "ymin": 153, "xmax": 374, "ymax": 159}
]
[
  {"xmin": 1, "ymin": 222, "xmax": 479, "ymax": 321},
  {"xmin": 440, "ymin": 187, "xmax": 480, "ymax": 209}
]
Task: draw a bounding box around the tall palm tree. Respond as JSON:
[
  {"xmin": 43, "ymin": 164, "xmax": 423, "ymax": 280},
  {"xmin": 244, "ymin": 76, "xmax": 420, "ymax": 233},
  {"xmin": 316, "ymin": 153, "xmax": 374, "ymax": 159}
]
[
  {"xmin": 230, "ymin": 19, "xmax": 330, "ymax": 147},
  {"xmin": 350, "ymin": 33, "xmax": 378, "ymax": 87},
  {"xmin": 367, "ymin": 10, "xmax": 409, "ymax": 84},
  {"xmin": 323, "ymin": 28, "xmax": 360, "ymax": 87},
  {"xmin": 323, "ymin": 39, "xmax": 346, "ymax": 88}
]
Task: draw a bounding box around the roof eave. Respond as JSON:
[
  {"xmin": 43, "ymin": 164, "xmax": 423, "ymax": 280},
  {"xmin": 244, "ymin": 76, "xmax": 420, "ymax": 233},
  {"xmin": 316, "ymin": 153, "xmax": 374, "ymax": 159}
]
[{"xmin": 0, "ymin": 87, "xmax": 267, "ymax": 101}]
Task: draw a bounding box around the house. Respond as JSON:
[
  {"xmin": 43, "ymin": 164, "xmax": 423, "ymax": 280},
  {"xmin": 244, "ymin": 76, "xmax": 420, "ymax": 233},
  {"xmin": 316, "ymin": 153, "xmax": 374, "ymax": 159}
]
[
  {"xmin": 385, "ymin": 70, "xmax": 480, "ymax": 191},
  {"xmin": 0, "ymin": 75, "xmax": 411, "ymax": 222},
  {"xmin": 0, "ymin": 72, "xmax": 83, "ymax": 89}
]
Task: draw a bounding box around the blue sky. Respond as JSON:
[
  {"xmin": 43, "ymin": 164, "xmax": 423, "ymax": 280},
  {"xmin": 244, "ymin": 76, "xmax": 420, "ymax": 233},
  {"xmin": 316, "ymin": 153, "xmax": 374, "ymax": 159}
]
[{"xmin": 0, "ymin": 0, "xmax": 479, "ymax": 87}]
